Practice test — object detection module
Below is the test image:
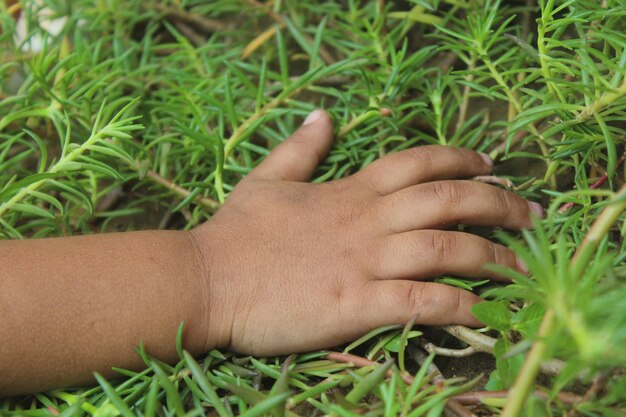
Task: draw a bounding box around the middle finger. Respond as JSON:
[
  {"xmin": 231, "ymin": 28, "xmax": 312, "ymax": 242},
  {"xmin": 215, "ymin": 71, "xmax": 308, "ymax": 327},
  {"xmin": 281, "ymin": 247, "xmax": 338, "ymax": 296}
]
[{"xmin": 377, "ymin": 180, "xmax": 543, "ymax": 233}]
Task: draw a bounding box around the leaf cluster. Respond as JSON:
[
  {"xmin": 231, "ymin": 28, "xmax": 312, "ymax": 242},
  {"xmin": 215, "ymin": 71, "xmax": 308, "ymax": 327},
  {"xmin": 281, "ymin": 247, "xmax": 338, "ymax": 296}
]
[{"xmin": 2, "ymin": 0, "xmax": 626, "ymax": 416}]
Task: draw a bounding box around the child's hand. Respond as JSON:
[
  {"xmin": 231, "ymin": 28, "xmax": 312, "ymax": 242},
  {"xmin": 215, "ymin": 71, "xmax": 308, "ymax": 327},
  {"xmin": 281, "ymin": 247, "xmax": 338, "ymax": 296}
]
[
  {"xmin": 0, "ymin": 109, "xmax": 543, "ymax": 395},
  {"xmin": 191, "ymin": 110, "xmax": 541, "ymax": 355}
]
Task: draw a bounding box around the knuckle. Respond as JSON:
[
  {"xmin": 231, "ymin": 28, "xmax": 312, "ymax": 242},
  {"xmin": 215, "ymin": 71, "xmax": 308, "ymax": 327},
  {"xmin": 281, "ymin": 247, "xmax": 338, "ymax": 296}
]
[
  {"xmin": 450, "ymin": 289, "xmax": 462, "ymax": 316},
  {"xmin": 350, "ymin": 175, "xmax": 383, "ymax": 198},
  {"xmin": 431, "ymin": 181, "xmax": 461, "ymax": 205},
  {"xmin": 496, "ymin": 245, "xmax": 516, "ymax": 267},
  {"xmin": 409, "ymin": 146, "xmax": 436, "ymax": 172},
  {"xmin": 493, "ymin": 188, "xmax": 515, "ymax": 212},
  {"xmin": 456, "ymin": 147, "xmax": 481, "ymax": 164},
  {"xmin": 426, "ymin": 231, "xmax": 455, "ymax": 264},
  {"xmin": 489, "ymin": 242, "xmax": 501, "ymax": 265},
  {"xmin": 406, "ymin": 284, "xmax": 425, "ymax": 316},
  {"xmin": 447, "ymin": 146, "xmax": 486, "ymax": 168},
  {"xmin": 421, "ymin": 145, "xmax": 468, "ymax": 165},
  {"xmin": 286, "ymin": 133, "xmax": 324, "ymax": 162}
]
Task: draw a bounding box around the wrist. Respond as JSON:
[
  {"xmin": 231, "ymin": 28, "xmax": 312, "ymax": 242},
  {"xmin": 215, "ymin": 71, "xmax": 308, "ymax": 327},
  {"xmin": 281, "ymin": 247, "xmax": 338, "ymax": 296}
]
[{"xmin": 187, "ymin": 223, "xmax": 233, "ymax": 352}]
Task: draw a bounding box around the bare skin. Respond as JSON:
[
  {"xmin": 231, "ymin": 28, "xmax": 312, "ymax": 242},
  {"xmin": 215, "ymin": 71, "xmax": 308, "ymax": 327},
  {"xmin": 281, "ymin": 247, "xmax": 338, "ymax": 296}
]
[{"xmin": 0, "ymin": 109, "xmax": 542, "ymax": 396}]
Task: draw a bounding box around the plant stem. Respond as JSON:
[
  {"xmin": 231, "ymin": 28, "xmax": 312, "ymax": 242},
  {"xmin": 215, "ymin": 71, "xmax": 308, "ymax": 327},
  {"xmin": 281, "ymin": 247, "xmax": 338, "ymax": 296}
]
[
  {"xmin": 145, "ymin": 170, "xmax": 219, "ymax": 210},
  {"xmin": 223, "ymin": 87, "xmax": 306, "ymax": 159},
  {"xmin": 442, "ymin": 325, "xmax": 496, "ymax": 353},
  {"xmin": 337, "ymin": 109, "xmax": 381, "ymax": 139},
  {"xmin": 455, "ymin": 56, "xmax": 476, "ymax": 133},
  {"xmin": 421, "ymin": 342, "xmax": 476, "ymax": 357},
  {"xmin": 501, "ymin": 183, "xmax": 626, "ymax": 417},
  {"xmin": 0, "ymin": 123, "xmax": 108, "ymax": 219},
  {"xmin": 243, "ymin": 0, "xmax": 335, "ymax": 64},
  {"xmin": 482, "ymin": 57, "xmax": 553, "ymax": 185},
  {"xmin": 537, "ymin": 5, "xmax": 566, "ymax": 103},
  {"xmin": 326, "ymin": 351, "xmax": 413, "ymax": 385},
  {"xmin": 577, "ymin": 79, "xmax": 626, "ymax": 122},
  {"xmin": 148, "ymin": 3, "xmax": 225, "ymax": 32},
  {"xmin": 571, "ymin": 184, "xmax": 626, "ymax": 276},
  {"xmin": 500, "ymin": 309, "xmax": 555, "ymax": 417},
  {"xmin": 454, "ymin": 389, "xmax": 581, "ymax": 406}
]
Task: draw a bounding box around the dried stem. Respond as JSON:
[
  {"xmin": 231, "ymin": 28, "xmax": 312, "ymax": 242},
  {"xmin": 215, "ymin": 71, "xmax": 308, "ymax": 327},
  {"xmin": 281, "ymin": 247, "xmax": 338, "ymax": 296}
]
[
  {"xmin": 325, "ymin": 351, "xmax": 412, "ymax": 385},
  {"xmin": 471, "ymin": 175, "xmax": 514, "ymax": 189},
  {"xmin": 442, "ymin": 325, "xmax": 496, "ymax": 353},
  {"xmin": 453, "ymin": 389, "xmax": 581, "ymax": 406},
  {"xmin": 421, "ymin": 342, "xmax": 476, "ymax": 358},
  {"xmin": 441, "ymin": 325, "xmax": 567, "ymax": 376},
  {"xmin": 149, "ymin": 4, "xmax": 225, "ymax": 32},
  {"xmin": 95, "ymin": 187, "xmax": 124, "ymax": 213},
  {"xmin": 243, "ymin": 0, "xmax": 335, "ymax": 64},
  {"xmin": 172, "ymin": 21, "xmax": 207, "ymax": 47}
]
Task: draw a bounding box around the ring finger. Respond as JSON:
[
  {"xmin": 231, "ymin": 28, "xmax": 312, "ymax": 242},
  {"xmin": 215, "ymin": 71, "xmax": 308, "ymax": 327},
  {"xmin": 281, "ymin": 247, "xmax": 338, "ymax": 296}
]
[{"xmin": 370, "ymin": 230, "xmax": 523, "ymax": 281}]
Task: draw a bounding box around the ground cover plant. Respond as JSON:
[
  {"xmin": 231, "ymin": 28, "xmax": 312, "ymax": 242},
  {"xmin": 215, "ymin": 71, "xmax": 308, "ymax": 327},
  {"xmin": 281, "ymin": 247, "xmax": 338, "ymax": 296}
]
[{"xmin": 1, "ymin": 0, "xmax": 626, "ymax": 416}]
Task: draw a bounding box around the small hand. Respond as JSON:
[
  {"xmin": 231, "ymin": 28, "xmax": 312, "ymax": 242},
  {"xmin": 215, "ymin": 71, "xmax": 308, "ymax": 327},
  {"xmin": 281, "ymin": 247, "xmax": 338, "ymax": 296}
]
[{"xmin": 191, "ymin": 109, "xmax": 542, "ymax": 355}]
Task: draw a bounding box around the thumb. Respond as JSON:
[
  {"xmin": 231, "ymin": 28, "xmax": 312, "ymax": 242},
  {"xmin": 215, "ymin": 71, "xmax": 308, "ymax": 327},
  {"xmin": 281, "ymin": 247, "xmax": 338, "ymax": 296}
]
[{"xmin": 248, "ymin": 109, "xmax": 334, "ymax": 181}]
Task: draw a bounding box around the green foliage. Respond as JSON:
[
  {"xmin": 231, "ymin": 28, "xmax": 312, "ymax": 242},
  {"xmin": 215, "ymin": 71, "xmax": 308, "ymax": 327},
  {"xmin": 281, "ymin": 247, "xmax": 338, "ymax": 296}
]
[
  {"xmin": 471, "ymin": 300, "xmax": 513, "ymax": 332},
  {"xmin": 2, "ymin": 0, "xmax": 626, "ymax": 416}
]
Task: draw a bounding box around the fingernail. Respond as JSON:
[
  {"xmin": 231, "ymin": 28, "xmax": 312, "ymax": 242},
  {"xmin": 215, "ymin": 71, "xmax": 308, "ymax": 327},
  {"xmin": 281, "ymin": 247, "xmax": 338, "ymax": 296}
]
[
  {"xmin": 528, "ymin": 201, "xmax": 544, "ymax": 218},
  {"xmin": 479, "ymin": 152, "xmax": 493, "ymax": 168},
  {"xmin": 516, "ymin": 257, "xmax": 528, "ymax": 274},
  {"xmin": 303, "ymin": 109, "xmax": 323, "ymax": 126}
]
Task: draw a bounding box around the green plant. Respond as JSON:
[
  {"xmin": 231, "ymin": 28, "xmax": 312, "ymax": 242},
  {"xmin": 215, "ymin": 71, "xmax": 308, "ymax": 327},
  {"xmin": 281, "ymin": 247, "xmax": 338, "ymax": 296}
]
[{"xmin": 2, "ymin": 0, "xmax": 626, "ymax": 416}]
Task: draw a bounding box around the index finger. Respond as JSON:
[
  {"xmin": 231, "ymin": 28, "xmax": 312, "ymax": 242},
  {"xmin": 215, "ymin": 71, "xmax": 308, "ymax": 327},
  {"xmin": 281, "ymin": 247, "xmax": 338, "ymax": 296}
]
[{"xmin": 352, "ymin": 145, "xmax": 493, "ymax": 195}]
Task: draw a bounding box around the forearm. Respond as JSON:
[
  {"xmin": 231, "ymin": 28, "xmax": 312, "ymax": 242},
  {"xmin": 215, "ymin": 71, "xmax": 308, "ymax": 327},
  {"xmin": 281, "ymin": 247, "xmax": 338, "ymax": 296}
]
[{"xmin": 0, "ymin": 230, "xmax": 212, "ymax": 396}]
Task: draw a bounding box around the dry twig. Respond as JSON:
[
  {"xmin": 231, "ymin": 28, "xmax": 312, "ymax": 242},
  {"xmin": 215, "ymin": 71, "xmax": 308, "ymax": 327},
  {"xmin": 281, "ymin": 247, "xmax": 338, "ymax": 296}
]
[
  {"xmin": 440, "ymin": 326, "xmax": 569, "ymax": 377},
  {"xmin": 453, "ymin": 389, "xmax": 581, "ymax": 406},
  {"xmin": 149, "ymin": 4, "xmax": 225, "ymax": 32},
  {"xmin": 242, "ymin": 0, "xmax": 335, "ymax": 64}
]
